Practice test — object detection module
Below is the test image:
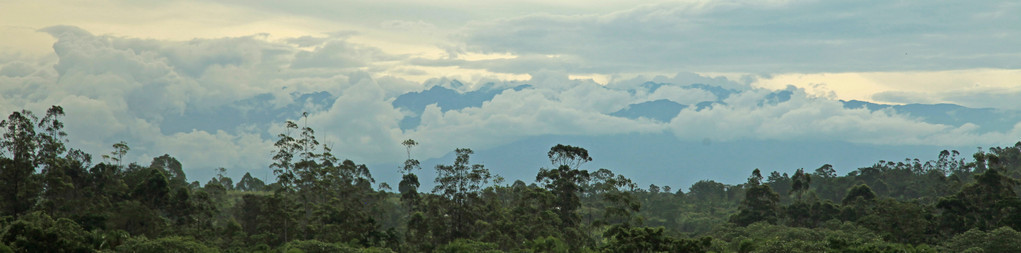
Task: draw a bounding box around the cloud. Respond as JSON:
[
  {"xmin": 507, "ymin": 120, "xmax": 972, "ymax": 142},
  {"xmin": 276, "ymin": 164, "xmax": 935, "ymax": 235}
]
[
  {"xmin": 292, "ymin": 39, "xmax": 400, "ymax": 69},
  {"xmin": 870, "ymin": 91, "xmax": 940, "ymax": 105},
  {"xmin": 406, "ymin": 85, "xmax": 666, "ymax": 159},
  {"xmin": 873, "ymin": 88, "xmax": 1021, "ymax": 111},
  {"xmin": 0, "ymin": 62, "xmax": 36, "ymax": 78},
  {"xmin": 667, "ymin": 86, "xmax": 1021, "ymax": 147},
  {"xmin": 454, "ymin": 1, "xmax": 1021, "ymax": 73},
  {"xmin": 380, "ymin": 20, "xmax": 437, "ymax": 32},
  {"xmin": 645, "ymin": 86, "xmax": 718, "ymax": 105},
  {"xmin": 3, "ymin": 24, "xmax": 1020, "ymax": 186},
  {"xmin": 304, "ymin": 77, "xmax": 407, "ymax": 163},
  {"xmin": 0, "ymin": 26, "xmax": 425, "ymax": 180},
  {"xmin": 149, "ymin": 129, "xmax": 274, "ymax": 174},
  {"xmin": 939, "ymin": 89, "xmax": 1021, "ymax": 111}
]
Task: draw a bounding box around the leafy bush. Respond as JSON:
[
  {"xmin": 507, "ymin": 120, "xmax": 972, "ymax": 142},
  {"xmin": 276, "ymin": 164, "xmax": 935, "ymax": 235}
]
[
  {"xmin": 0, "ymin": 212, "xmax": 93, "ymax": 252},
  {"xmin": 116, "ymin": 236, "xmax": 218, "ymax": 253},
  {"xmin": 433, "ymin": 239, "xmax": 501, "ymax": 253}
]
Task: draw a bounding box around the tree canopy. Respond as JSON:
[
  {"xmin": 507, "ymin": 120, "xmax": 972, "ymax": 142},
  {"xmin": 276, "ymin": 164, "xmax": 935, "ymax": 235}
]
[{"xmin": 2, "ymin": 106, "xmax": 1021, "ymax": 252}]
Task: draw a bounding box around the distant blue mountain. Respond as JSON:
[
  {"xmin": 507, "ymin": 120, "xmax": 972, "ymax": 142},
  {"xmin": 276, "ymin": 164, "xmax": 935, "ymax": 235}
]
[
  {"xmin": 762, "ymin": 88, "xmax": 794, "ymax": 105},
  {"xmin": 639, "ymin": 81, "xmax": 666, "ymax": 91},
  {"xmin": 842, "ymin": 100, "xmax": 1021, "ymax": 132},
  {"xmin": 611, "ymin": 84, "xmax": 737, "ymax": 122},
  {"xmin": 695, "ymin": 101, "xmax": 723, "ymax": 110},
  {"xmin": 392, "ymin": 83, "xmax": 531, "ymax": 130},
  {"xmin": 610, "ymin": 99, "xmax": 688, "ymax": 122},
  {"xmin": 608, "ymin": 88, "xmax": 1019, "ymax": 133},
  {"xmin": 686, "ymin": 83, "xmax": 737, "ymax": 101}
]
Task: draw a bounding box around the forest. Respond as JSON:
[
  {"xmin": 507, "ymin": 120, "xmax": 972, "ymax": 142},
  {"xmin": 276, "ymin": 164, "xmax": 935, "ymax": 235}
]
[{"xmin": 3, "ymin": 105, "xmax": 1021, "ymax": 253}]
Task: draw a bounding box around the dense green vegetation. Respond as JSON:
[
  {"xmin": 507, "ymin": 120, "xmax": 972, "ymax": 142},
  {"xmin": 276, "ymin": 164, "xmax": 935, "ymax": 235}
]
[{"xmin": 3, "ymin": 106, "xmax": 1021, "ymax": 252}]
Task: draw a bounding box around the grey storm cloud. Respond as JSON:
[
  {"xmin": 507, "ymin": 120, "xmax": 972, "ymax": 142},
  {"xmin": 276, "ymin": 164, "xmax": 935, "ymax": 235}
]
[{"xmin": 453, "ymin": 0, "xmax": 1021, "ymax": 73}]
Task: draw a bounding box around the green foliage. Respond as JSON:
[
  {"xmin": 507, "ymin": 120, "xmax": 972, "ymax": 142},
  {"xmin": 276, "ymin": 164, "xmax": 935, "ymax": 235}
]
[
  {"xmin": 712, "ymin": 221, "xmax": 927, "ymax": 253},
  {"xmin": 117, "ymin": 236, "xmax": 218, "ymax": 253},
  {"xmin": 107, "ymin": 200, "xmax": 168, "ymax": 237},
  {"xmin": 282, "ymin": 240, "xmax": 367, "ymax": 253},
  {"xmin": 0, "ymin": 211, "xmax": 93, "ymax": 252},
  {"xmin": 944, "ymin": 227, "xmax": 1021, "ymax": 253},
  {"xmin": 237, "ymin": 193, "xmax": 295, "ymax": 247},
  {"xmin": 843, "ymin": 184, "xmax": 877, "ymax": 205},
  {"xmin": 432, "ymin": 239, "xmax": 500, "ymax": 253},
  {"xmin": 150, "ymin": 154, "xmax": 186, "ymax": 187},
  {"xmin": 133, "ymin": 167, "xmax": 171, "ymax": 210},
  {"xmin": 731, "ymin": 181, "xmax": 780, "ymax": 226},
  {"xmin": 523, "ymin": 236, "xmax": 569, "ymax": 253},
  {"xmin": 0, "ymin": 108, "xmax": 49, "ymax": 218},
  {"xmin": 547, "ymin": 144, "xmax": 592, "ymax": 169},
  {"xmin": 431, "ymin": 148, "xmax": 492, "ymax": 242},
  {"xmin": 102, "ymin": 141, "xmax": 130, "ymax": 167},
  {"xmin": 688, "ymin": 180, "xmax": 728, "ymax": 202},
  {"xmin": 7, "ymin": 106, "xmax": 1021, "ymax": 252},
  {"xmin": 536, "ymin": 144, "xmax": 592, "ymax": 250},
  {"xmin": 790, "ymin": 168, "xmax": 811, "ymax": 201},
  {"xmin": 602, "ymin": 225, "xmax": 712, "ymax": 253},
  {"xmin": 265, "ymin": 114, "xmax": 382, "ymax": 246},
  {"xmin": 235, "ymin": 172, "xmax": 267, "ymax": 192},
  {"xmin": 936, "ymin": 168, "xmax": 1021, "ymax": 236},
  {"xmin": 857, "ymin": 198, "xmax": 934, "ymax": 244},
  {"xmin": 781, "ymin": 200, "xmax": 839, "ymax": 228}
]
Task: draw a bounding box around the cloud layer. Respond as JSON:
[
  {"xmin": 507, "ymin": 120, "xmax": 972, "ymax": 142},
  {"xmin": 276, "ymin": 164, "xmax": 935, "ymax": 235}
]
[
  {"xmin": 2, "ymin": 0, "xmax": 1020, "ymax": 186},
  {"xmin": 453, "ymin": 0, "xmax": 1021, "ymax": 74}
]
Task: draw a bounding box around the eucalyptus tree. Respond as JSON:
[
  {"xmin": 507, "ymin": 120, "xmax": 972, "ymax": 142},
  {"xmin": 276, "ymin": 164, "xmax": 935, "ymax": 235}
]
[
  {"xmin": 101, "ymin": 141, "xmax": 130, "ymax": 167},
  {"xmin": 0, "ymin": 106, "xmax": 67, "ymax": 218},
  {"xmin": 937, "ymin": 167, "xmax": 1021, "ymax": 236},
  {"xmin": 268, "ymin": 112, "xmax": 379, "ymax": 243},
  {"xmin": 732, "ymin": 170, "xmax": 781, "ymax": 226},
  {"xmin": 431, "ymin": 148, "xmax": 492, "ymax": 242},
  {"xmin": 790, "ymin": 168, "xmax": 811, "ymax": 202},
  {"xmin": 536, "ymin": 144, "xmax": 592, "ymax": 249},
  {"xmin": 399, "ymin": 139, "xmax": 429, "ymax": 250},
  {"xmin": 235, "ymin": 172, "xmax": 266, "ymax": 192},
  {"xmin": 399, "ymin": 139, "xmax": 422, "ymax": 207},
  {"xmin": 150, "ymin": 154, "xmax": 186, "ymax": 188}
]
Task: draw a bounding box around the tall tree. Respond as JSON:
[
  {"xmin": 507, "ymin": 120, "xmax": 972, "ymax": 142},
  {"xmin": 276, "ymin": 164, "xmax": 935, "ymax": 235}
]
[
  {"xmin": 33, "ymin": 106, "xmax": 87, "ymax": 218},
  {"xmin": 536, "ymin": 144, "xmax": 591, "ymax": 250},
  {"xmin": 399, "ymin": 139, "xmax": 427, "ymax": 249},
  {"xmin": 732, "ymin": 170, "xmax": 781, "ymax": 226},
  {"xmin": 399, "ymin": 139, "xmax": 423, "ymax": 207},
  {"xmin": 268, "ymin": 112, "xmax": 379, "ymax": 244},
  {"xmin": 432, "ymin": 148, "xmax": 492, "ymax": 242},
  {"xmin": 270, "ymin": 120, "xmax": 300, "ymax": 192},
  {"xmin": 132, "ymin": 167, "xmax": 171, "ymax": 210},
  {"xmin": 35, "ymin": 106, "xmax": 67, "ymax": 171},
  {"xmin": 589, "ymin": 169, "xmax": 641, "ymax": 226},
  {"xmin": 790, "ymin": 168, "xmax": 811, "ymax": 201},
  {"xmin": 766, "ymin": 171, "xmax": 791, "ymax": 200},
  {"xmin": 235, "ymin": 172, "xmax": 266, "ymax": 192},
  {"xmin": 937, "ymin": 167, "xmax": 1021, "ymax": 236},
  {"xmin": 149, "ymin": 154, "xmax": 186, "ymax": 187},
  {"xmin": 102, "ymin": 141, "xmax": 130, "ymax": 167},
  {"xmin": 0, "ymin": 109, "xmax": 42, "ymax": 217}
]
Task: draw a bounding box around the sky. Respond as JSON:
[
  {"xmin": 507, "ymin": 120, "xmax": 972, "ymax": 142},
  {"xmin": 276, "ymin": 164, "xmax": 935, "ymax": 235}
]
[{"xmin": 1, "ymin": 0, "xmax": 1020, "ymax": 188}]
